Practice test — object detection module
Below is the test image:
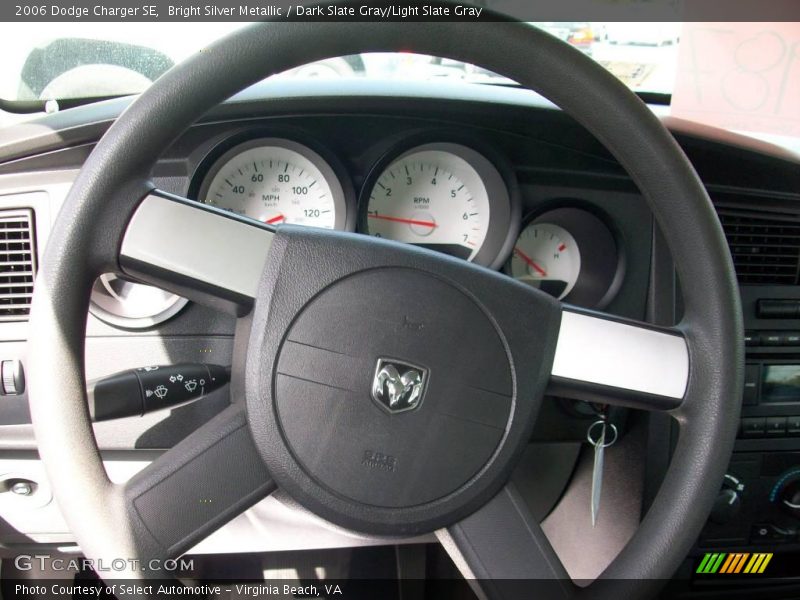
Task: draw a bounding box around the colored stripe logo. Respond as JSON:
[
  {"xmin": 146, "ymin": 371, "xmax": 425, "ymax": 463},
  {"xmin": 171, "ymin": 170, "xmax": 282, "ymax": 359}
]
[{"xmin": 696, "ymin": 552, "xmax": 773, "ymax": 574}]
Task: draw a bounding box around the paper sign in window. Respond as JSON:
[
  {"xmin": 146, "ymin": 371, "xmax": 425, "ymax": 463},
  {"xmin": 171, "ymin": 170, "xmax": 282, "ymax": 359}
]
[{"xmin": 671, "ymin": 23, "xmax": 800, "ymax": 137}]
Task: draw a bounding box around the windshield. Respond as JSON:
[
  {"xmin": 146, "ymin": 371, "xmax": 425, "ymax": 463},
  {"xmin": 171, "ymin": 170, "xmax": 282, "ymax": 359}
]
[
  {"xmin": 0, "ymin": 22, "xmax": 681, "ymax": 98},
  {"xmin": 0, "ymin": 22, "xmax": 798, "ymax": 146}
]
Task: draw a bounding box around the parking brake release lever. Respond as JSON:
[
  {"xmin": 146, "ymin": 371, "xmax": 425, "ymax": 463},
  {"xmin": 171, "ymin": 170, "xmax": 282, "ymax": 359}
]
[{"xmin": 88, "ymin": 363, "xmax": 230, "ymax": 421}]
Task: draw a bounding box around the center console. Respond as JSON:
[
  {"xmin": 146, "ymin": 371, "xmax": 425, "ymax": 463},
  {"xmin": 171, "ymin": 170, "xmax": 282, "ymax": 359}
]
[{"xmin": 694, "ymin": 287, "xmax": 800, "ymax": 573}]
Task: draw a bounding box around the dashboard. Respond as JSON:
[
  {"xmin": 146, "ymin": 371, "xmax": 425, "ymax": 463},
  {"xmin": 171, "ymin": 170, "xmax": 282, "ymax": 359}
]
[
  {"xmin": 0, "ymin": 79, "xmax": 798, "ymax": 589},
  {"xmin": 77, "ymin": 88, "xmax": 642, "ymax": 330},
  {"xmin": 181, "ymin": 127, "xmax": 624, "ymax": 311}
]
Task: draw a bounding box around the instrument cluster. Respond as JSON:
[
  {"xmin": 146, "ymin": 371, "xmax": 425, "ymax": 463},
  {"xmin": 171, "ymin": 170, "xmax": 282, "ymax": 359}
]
[{"xmin": 187, "ymin": 131, "xmax": 625, "ymax": 309}]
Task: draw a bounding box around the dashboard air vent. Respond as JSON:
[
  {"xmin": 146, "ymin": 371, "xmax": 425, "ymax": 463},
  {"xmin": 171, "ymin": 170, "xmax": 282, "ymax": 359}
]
[
  {"xmin": 0, "ymin": 209, "xmax": 36, "ymax": 321},
  {"xmin": 717, "ymin": 207, "xmax": 800, "ymax": 285}
]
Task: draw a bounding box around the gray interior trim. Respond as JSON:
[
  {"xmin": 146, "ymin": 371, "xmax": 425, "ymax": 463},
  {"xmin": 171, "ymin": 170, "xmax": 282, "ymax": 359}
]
[
  {"xmin": 120, "ymin": 192, "xmax": 274, "ymax": 301},
  {"xmin": 541, "ymin": 420, "xmax": 646, "ymax": 582},
  {"xmin": 551, "ymin": 309, "xmax": 689, "ymax": 399},
  {"xmin": 0, "ymin": 454, "xmax": 434, "ymax": 555}
]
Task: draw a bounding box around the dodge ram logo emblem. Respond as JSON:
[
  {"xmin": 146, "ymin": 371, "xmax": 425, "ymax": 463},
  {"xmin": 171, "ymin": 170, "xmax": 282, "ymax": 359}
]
[{"xmin": 371, "ymin": 359, "xmax": 427, "ymax": 413}]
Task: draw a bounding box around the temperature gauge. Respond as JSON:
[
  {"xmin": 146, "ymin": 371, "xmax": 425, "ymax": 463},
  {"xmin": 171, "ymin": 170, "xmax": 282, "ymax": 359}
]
[{"xmin": 508, "ymin": 222, "xmax": 581, "ymax": 299}]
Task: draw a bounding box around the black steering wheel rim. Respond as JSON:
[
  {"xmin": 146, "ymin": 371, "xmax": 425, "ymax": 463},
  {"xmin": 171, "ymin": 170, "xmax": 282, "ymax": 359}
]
[{"xmin": 27, "ymin": 19, "xmax": 743, "ymax": 598}]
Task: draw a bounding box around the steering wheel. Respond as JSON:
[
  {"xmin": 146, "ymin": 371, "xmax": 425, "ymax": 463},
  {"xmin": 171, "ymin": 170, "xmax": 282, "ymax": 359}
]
[{"xmin": 28, "ymin": 19, "xmax": 743, "ymax": 600}]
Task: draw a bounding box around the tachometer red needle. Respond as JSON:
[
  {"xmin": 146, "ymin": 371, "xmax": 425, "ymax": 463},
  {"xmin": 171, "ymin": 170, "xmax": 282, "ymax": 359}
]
[
  {"xmin": 514, "ymin": 247, "xmax": 547, "ymax": 276},
  {"xmin": 265, "ymin": 214, "xmax": 285, "ymax": 224},
  {"xmin": 368, "ymin": 214, "xmax": 437, "ymax": 228}
]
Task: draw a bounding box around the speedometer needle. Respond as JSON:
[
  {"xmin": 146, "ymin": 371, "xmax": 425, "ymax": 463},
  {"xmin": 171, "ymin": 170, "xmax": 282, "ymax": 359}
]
[
  {"xmin": 514, "ymin": 247, "xmax": 547, "ymax": 276},
  {"xmin": 265, "ymin": 214, "xmax": 285, "ymax": 224},
  {"xmin": 368, "ymin": 214, "xmax": 437, "ymax": 228}
]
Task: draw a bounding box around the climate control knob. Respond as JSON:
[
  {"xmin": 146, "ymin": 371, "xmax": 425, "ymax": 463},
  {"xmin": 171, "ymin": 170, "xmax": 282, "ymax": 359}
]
[
  {"xmin": 710, "ymin": 474, "xmax": 744, "ymax": 525},
  {"xmin": 772, "ymin": 469, "xmax": 800, "ymax": 518}
]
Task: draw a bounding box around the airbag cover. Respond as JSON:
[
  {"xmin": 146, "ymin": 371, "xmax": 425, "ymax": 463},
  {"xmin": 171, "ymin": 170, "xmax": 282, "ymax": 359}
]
[{"xmin": 275, "ymin": 267, "xmax": 512, "ymax": 507}]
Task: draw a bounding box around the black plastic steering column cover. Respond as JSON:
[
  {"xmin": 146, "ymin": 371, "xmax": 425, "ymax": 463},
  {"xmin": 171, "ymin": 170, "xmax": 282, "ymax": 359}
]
[{"xmin": 26, "ymin": 18, "xmax": 743, "ymax": 593}]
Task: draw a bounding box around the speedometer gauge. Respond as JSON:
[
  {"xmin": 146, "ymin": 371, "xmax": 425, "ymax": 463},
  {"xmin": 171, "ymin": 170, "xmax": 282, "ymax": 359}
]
[
  {"xmin": 361, "ymin": 142, "xmax": 516, "ymax": 267},
  {"xmin": 197, "ymin": 138, "xmax": 349, "ymax": 229}
]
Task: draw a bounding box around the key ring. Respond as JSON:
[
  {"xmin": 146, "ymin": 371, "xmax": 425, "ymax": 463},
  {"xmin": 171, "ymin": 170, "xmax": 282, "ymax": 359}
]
[{"xmin": 587, "ymin": 420, "xmax": 618, "ymax": 448}]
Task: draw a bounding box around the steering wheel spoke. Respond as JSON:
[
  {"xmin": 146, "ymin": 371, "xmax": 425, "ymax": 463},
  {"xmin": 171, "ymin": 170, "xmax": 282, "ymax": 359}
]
[
  {"xmin": 121, "ymin": 403, "xmax": 275, "ymax": 560},
  {"xmin": 439, "ymin": 484, "xmax": 574, "ymax": 600},
  {"xmin": 119, "ymin": 189, "xmax": 274, "ymax": 316},
  {"xmin": 547, "ymin": 308, "xmax": 689, "ymax": 412}
]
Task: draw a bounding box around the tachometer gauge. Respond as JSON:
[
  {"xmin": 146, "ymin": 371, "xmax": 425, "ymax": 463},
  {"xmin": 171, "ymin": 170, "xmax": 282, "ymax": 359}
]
[
  {"xmin": 197, "ymin": 138, "xmax": 349, "ymax": 229},
  {"xmin": 509, "ymin": 223, "xmax": 581, "ymax": 299},
  {"xmin": 362, "ymin": 142, "xmax": 515, "ymax": 266}
]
